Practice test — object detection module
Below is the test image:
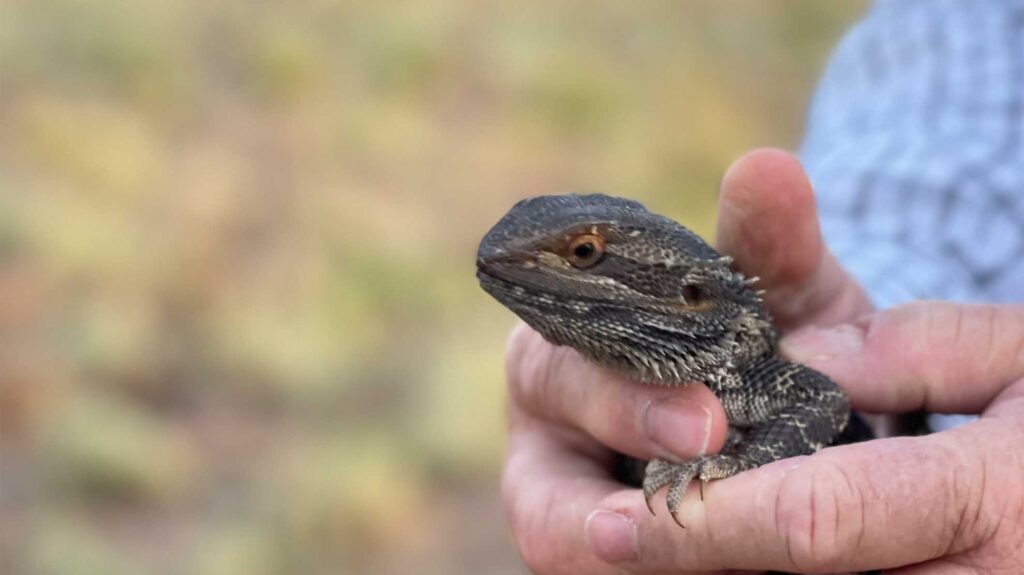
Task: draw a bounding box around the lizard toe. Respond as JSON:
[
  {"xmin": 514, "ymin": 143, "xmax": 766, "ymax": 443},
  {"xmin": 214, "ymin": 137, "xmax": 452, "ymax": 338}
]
[
  {"xmin": 662, "ymin": 459, "xmax": 703, "ymax": 526},
  {"xmin": 642, "ymin": 458, "xmax": 677, "ymax": 515}
]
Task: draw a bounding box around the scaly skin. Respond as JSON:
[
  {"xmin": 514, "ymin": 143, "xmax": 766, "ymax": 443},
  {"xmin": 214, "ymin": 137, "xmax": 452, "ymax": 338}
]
[{"xmin": 476, "ymin": 193, "xmax": 870, "ymax": 524}]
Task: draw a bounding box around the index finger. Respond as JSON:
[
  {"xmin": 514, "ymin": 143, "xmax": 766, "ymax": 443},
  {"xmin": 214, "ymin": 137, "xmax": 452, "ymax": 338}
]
[
  {"xmin": 781, "ymin": 301, "xmax": 1024, "ymax": 414},
  {"xmin": 506, "ymin": 323, "xmax": 729, "ymax": 463}
]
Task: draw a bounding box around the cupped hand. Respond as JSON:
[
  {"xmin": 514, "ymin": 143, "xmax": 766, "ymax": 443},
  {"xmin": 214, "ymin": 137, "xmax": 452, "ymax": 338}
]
[
  {"xmin": 501, "ymin": 149, "xmax": 875, "ymax": 573},
  {"xmin": 585, "ymin": 301, "xmax": 1024, "ymax": 574}
]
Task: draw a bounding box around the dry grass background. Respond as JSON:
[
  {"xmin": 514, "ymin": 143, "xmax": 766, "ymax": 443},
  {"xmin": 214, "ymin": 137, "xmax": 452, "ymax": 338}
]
[{"xmin": 0, "ymin": 1, "xmax": 865, "ymax": 573}]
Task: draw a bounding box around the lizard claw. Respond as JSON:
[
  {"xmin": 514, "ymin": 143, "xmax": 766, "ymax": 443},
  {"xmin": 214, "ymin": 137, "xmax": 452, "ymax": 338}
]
[
  {"xmin": 664, "ymin": 470, "xmax": 693, "ymax": 525},
  {"xmin": 642, "ymin": 457, "xmax": 698, "ymax": 518},
  {"xmin": 644, "ymin": 490, "xmax": 657, "ymax": 516},
  {"xmin": 670, "ymin": 509, "xmax": 687, "ymax": 529},
  {"xmin": 641, "ymin": 458, "xmax": 676, "ymax": 516},
  {"xmin": 643, "ymin": 456, "xmax": 752, "ymax": 526}
]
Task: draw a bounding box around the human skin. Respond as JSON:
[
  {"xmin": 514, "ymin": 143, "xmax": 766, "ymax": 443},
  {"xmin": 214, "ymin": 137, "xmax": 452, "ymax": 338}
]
[{"xmin": 500, "ymin": 149, "xmax": 1024, "ymax": 574}]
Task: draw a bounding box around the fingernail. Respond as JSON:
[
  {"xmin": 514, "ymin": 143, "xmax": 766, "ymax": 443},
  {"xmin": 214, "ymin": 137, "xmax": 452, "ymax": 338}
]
[
  {"xmin": 781, "ymin": 324, "xmax": 865, "ymax": 364},
  {"xmin": 585, "ymin": 509, "xmax": 637, "ymax": 563},
  {"xmin": 645, "ymin": 398, "xmax": 712, "ymax": 459}
]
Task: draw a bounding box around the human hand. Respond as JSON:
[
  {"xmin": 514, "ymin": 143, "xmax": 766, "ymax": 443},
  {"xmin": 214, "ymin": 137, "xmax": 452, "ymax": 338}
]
[
  {"xmin": 500, "ymin": 149, "xmax": 874, "ymax": 573},
  {"xmin": 583, "ymin": 301, "xmax": 1024, "ymax": 574}
]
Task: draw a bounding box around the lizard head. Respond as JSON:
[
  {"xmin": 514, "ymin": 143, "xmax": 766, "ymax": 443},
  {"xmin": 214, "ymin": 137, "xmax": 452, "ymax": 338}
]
[{"xmin": 476, "ymin": 193, "xmax": 774, "ymax": 383}]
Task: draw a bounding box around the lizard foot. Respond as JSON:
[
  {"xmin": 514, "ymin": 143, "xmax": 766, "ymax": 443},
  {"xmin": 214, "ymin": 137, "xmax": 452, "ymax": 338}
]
[{"xmin": 643, "ymin": 455, "xmax": 754, "ymax": 525}]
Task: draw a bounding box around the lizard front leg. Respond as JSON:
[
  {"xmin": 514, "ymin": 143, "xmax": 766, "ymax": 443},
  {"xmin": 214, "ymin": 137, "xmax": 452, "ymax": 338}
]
[{"xmin": 643, "ymin": 358, "xmax": 851, "ymax": 523}]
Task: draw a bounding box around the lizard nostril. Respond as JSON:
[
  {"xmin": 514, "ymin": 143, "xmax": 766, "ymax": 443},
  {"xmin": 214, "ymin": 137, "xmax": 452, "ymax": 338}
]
[{"xmin": 477, "ymin": 245, "xmax": 507, "ymax": 265}]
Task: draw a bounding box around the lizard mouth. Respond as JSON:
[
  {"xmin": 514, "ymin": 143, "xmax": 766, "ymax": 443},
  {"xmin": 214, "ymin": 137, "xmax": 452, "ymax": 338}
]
[
  {"xmin": 478, "ymin": 259, "xmax": 715, "ymax": 319},
  {"xmin": 475, "ymin": 257, "xmax": 534, "ymax": 295},
  {"xmin": 476, "ymin": 250, "xmax": 538, "ymax": 282},
  {"xmin": 475, "ymin": 255, "xmax": 576, "ymax": 307},
  {"xmin": 477, "ymin": 257, "xmax": 630, "ymax": 312}
]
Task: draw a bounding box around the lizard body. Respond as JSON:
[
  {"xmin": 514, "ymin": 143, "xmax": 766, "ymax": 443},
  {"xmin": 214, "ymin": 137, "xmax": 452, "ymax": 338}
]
[{"xmin": 476, "ymin": 193, "xmax": 871, "ymax": 523}]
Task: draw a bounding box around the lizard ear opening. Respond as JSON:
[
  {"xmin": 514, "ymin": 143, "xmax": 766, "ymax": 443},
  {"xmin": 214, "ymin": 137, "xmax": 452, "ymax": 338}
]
[
  {"xmin": 567, "ymin": 233, "xmax": 605, "ymax": 268},
  {"xmin": 680, "ymin": 284, "xmax": 703, "ymax": 304},
  {"xmin": 676, "ymin": 284, "xmax": 715, "ymax": 311}
]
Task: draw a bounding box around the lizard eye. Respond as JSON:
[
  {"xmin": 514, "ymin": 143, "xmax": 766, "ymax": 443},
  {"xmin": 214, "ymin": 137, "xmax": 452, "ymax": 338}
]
[{"xmin": 567, "ymin": 234, "xmax": 605, "ymax": 268}]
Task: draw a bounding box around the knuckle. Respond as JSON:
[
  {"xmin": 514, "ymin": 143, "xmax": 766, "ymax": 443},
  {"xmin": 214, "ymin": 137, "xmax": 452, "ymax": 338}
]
[
  {"xmin": 505, "ymin": 324, "xmax": 581, "ymax": 424},
  {"xmin": 947, "ymin": 435, "xmax": 1018, "ymax": 556},
  {"xmin": 504, "ymin": 322, "xmax": 536, "ymax": 387},
  {"xmin": 774, "ymin": 459, "xmax": 867, "ymax": 571},
  {"xmin": 501, "ymin": 473, "xmax": 559, "ymax": 574},
  {"xmin": 510, "ymin": 513, "xmax": 549, "ymax": 572},
  {"xmin": 500, "ymin": 457, "xmax": 523, "ymax": 527},
  {"xmin": 505, "ymin": 322, "xmax": 535, "ymax": 362},
  {"xmin": 518, "ymin": 538, "xmax": 554, "ymax": 575},
  {"xmin": 945, "ymin": 431, "xmax": 1024, "ymax": 567},
  {"xmin": 500, "ymin": 451, "xmax": 564, "ymax": 574},
  {"xmin": 505, "ymin": 324, "xmax": 552, "ymax": 407}
]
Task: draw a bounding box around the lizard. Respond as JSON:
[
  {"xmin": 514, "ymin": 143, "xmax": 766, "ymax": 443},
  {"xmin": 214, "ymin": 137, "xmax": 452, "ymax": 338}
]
[{"xmin": 475, "ymin": 193, "xmax": 873, "ymax": 527}]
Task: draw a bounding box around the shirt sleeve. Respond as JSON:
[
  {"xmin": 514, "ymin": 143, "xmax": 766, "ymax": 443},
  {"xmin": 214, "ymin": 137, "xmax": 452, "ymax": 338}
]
[{"xmin": 799, "ymin": 0, "xmax": 1024, "ymax": 309}]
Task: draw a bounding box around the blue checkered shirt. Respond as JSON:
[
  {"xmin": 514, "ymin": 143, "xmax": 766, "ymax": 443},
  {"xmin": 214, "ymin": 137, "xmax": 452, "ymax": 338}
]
[{"xmin": 801, "ymin": 0, "xmax": 1024, "ymax": 309}]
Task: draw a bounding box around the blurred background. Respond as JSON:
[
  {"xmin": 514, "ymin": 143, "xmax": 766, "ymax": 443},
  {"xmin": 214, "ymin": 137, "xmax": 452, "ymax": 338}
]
[{"xmin": 0, "ymin": 1, "xmax": 865, "ymax": 573}]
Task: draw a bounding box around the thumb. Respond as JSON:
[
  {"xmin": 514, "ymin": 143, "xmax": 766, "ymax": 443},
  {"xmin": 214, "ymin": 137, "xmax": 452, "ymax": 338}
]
[
  {"xmin": 591, "ymin": 421, "xmax": 1020, "ymax": 573},
  {"xmin": 715, "ymin": 148, "xmax": 872, "ymax": 331}
]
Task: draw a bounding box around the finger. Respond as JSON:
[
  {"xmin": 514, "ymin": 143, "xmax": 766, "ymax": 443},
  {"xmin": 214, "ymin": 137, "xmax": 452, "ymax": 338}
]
[
  {"xmin": 781, "ymin": 301, "xmax": 1024, "ymax": 414},
  {"xmin": 506, "ymin": 323, "xmax": 729, "ymax": 462},
  {"xmin": 587, "ymin": 418, "xmax": 1021, "ymax": 573},
  {"xmin": 503, "ymin": 400, "xmax": 633, "ymax": 575},
  {"xmin": 715, "ymin": 148, "xmax": 872, "ymax": 331},
  {"xmin": 506, "ymin": 403, "xmax": 726, "ymax": 575}
]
